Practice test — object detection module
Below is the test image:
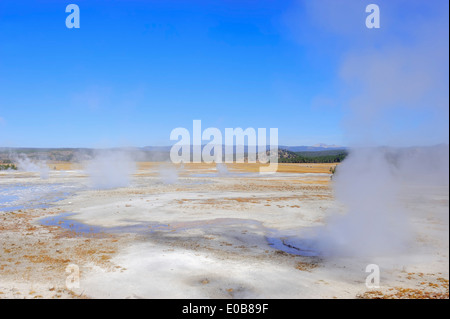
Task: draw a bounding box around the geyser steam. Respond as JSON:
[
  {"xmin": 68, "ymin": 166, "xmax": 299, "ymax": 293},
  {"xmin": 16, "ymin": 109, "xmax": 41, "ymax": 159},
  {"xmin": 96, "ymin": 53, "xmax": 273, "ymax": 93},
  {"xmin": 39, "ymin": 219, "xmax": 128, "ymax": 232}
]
[
  {"xmin": 12, "ymin": 153, "xmax": 50, "ymax": 179},
  {"xmin": 85, "ymin": 150, "xmax": 136, "ymax": 189},
  {"xmin": 300, "ymin": 0, "xmax": 449, "ymax": 257},
  {"xmin": 315, "ymin": 148, "xmax": 409, "ymax": 256},
  {"xmin": 158, "ymin": 164, "xmax": 179, "ymax": 184},
  {"xmin": 216, "ymin": 163, "xmax": 229, "ymax": 176}
]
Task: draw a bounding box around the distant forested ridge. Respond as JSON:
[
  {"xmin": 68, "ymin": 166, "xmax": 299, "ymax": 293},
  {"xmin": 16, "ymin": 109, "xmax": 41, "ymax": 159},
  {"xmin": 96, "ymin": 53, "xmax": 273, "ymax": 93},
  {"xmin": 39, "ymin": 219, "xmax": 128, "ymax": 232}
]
[
  {"xmin": 0, "ymin": 163, "xmax": 17, "ymax": 170},
  {"xmin": 1, "ymin": 146, "xmax": 348, "ymax": 164},
  {"xmin": 278, "ymin": 149, "xmax": 348, "ymax": 163}
]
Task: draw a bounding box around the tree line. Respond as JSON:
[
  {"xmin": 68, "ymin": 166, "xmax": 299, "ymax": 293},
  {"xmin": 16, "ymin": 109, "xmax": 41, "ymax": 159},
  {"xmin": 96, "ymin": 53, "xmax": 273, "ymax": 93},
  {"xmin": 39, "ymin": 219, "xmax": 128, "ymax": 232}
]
[
  {"xmin": 278, "ymin": 151, "xmax": 347, "ymax": 163},
  {"xmin": 0, "ymin": 164, "xmax": 18, "ymax": 170}
]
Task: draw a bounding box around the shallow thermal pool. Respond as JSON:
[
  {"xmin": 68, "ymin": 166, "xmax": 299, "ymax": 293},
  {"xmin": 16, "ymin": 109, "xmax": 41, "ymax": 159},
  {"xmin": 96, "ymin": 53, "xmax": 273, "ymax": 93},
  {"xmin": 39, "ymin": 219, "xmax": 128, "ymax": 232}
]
[
  {"xmin": 0, "ymin": 183, "xmax": 79, "ymax": 212},
  {"xmin": 38, "ymin": 210, "xmax": 322, "ymax": 256}
]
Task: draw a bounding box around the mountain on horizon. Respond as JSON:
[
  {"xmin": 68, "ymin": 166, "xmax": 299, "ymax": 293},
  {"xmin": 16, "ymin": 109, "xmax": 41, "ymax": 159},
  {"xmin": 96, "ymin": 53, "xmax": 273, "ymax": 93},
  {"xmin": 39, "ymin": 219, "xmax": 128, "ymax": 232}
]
[
  {"xmin": 312, "ymin": 143, "xmax": 343, "ymax": 149},
  {"xmin": 141, "ymin": 144, "xmax": 346, "ymax": 152},
  {"xmin": 279, "ymin": 144, "xmax": 346, "ymax": 152}
]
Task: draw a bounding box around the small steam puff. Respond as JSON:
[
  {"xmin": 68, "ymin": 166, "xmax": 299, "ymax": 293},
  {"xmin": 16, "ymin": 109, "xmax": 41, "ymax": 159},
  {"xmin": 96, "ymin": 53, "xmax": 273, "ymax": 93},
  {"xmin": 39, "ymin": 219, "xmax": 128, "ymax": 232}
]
[
  {"xmin": 13, "ymin": 154, "xmax": 50, "ymax": 179},
  {"xmin": 216, "ymin": 163, "xmax": 229, "ymax": 176},
  {"xmin": 158, "ymin": 164, "xmax": 179, "ymax": 184},
  {"xmin": 85, "ymin": 150, "xmax": 136, "ymax": 189}
]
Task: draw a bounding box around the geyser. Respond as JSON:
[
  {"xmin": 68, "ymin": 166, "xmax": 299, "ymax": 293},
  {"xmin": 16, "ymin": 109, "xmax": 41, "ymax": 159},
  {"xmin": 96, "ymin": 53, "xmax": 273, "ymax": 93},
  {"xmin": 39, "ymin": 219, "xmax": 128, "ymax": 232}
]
[{"xmin": 85, "ymin": 150, "xmax": 136, "ymax": 189}]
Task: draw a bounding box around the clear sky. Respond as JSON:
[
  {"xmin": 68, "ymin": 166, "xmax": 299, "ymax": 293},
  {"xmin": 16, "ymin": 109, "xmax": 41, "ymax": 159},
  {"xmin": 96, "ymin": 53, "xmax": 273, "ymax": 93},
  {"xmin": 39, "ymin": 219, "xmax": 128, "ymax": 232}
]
[{"xmin": 0, "ymin": 0, "xmax": 448, "ymax": 148}]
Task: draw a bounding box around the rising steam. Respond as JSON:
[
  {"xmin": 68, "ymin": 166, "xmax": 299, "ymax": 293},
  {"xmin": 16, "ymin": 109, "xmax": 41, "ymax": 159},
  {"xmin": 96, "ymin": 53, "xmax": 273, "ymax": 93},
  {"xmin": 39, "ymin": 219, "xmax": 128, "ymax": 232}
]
[
  {"xmin": 12, "ymin": 153, "xmax": 50, "ymax": 179},
  {"xmin": 85, "ymin": 150, "xmax": 136, "ymax": 189},
  {"xmin": 299, "ymin": 0, "xmax": 449, "ymax": 257},
  {"xmin": 158, "ymin": 164, "xmax": 179, "ymax": 184},
  {"xmin": 216, "ymin": 162, "xmax": 229, "ymax": 176}
]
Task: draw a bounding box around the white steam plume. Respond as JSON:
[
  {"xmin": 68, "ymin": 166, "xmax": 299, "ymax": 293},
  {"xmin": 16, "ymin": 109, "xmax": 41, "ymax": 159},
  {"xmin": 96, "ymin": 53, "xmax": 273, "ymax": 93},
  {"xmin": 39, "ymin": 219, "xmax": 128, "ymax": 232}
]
[
  {"xmin": 12, "ymin": 153, "xmax": 50, "ymax": 179},
  {"xmin": 297, "ymin": 0, "xmax": 449, "ymax": 257},
  {"xmin": 85, "ymin": 149, "xmax": 136, "ymax": 189},
  {"xmin": 216, "ymin": 163, "xmax": 229, "ymax": 176},
  {"xmin": 158, "ymin": 164, "xmax": 179, "ymax": 184}
]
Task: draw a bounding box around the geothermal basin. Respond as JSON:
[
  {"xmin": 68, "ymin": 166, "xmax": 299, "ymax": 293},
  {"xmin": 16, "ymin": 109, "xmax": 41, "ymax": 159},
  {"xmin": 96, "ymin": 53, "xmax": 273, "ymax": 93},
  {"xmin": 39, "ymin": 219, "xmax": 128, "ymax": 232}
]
[{"xmin": 0, "ymin": 162, "xmax": 448, "ymax": 299}]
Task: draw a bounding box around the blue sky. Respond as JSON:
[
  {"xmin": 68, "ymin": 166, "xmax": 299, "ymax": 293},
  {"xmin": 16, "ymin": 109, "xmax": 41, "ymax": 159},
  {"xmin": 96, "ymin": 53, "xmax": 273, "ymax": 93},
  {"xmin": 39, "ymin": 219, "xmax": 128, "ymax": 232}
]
[{"xmin": 0, "ymin": 0, "xmax": 448, "ymax": 148}]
